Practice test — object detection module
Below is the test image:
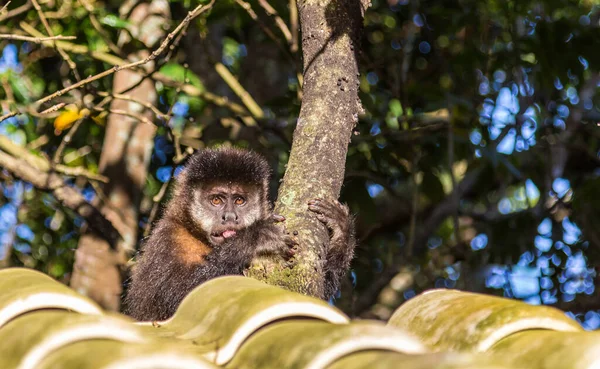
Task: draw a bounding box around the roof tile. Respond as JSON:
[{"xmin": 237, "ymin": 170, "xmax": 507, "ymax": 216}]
[
  {"xmin": 488, "ymin": 330, "xmax": 600, "ymax": 369},
  {"xmin": 327, "ymin": 351, "xmax": 518, "ymax": 369},
  {"xmin": 226, "ymin": 320, "xmax": 426, "ymax": 369},
  {"xmin": 139, "ymin": 275, "xmax": 349, "ymax": 365},
  {"xmin": 0, "ymin": 311, "xmax": 145, "ymax": 369},
  {"xmin": 388, "ymin": 289, "xmax": 582, "ymax": 352},
  {"xmin": 0, "ymin": 268, "xmax": 102, "ymax": 328},
  {"xmin": 37, "ymin": 340, "xmax": 218, "ymax": 369},
  {"xmin": 0, "ymin": 267, "xmax": 593, "ymax": 369}
]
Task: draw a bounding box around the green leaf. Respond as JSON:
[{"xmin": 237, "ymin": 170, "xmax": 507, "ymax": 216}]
[
  {"xmin": 100, "ymin": 14, "xmax": 132, "ymax": 29},
  {"xmin": 158, "ymin": 63, "xmax": 204, "ymax": 90},
  {"xmin": 389, "ymin": 99, "xmax": 403, "ymax": 117}
]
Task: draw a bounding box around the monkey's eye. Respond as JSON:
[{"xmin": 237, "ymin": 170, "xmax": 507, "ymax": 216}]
[
  {"xmin": 234, "ymin": 197, "xmax": 246, "ymax": 206},
  {"xmin": 211, "ymin": 197, "xmax": 223, "ymax": 206}
]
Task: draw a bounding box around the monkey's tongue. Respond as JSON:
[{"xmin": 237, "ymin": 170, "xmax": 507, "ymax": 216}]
[{"xmin": 222, "ymin": 230, "xmax": 237, "ymax": 238}]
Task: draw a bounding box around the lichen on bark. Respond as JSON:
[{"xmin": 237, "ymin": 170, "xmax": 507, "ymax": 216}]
[{"xmin": 247, "ymin": 0, "xmax": 370, "ymax": 298}]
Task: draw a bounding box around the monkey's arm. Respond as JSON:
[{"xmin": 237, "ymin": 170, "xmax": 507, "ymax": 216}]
[
  {"xmin": 193, "ymin": 219, "xmax": 296, "ymax": 280},
  {"xmin": 308, "ymin": 198, "xmax": 356, "ymax": 300},
  {"xmin": 125, "ymin": 219, "xmax": 294, "ymax": 321}
]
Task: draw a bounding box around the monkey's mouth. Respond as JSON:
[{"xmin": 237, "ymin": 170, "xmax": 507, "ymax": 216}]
[
  {"xmin": 211, "ymin": 230, "xmax": 237, "ymax": 242},
  {"xmin": 221, "ymin": 230, "xmax": 237, "ymax": 238}
]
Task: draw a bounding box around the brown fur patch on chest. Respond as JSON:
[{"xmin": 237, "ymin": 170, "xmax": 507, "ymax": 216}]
[{"xmin": 172, "ymin": 225, "xmax": 211, "ymax": 266}]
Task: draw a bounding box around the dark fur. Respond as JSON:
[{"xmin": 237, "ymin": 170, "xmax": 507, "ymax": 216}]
[
  {"xmin": 308, "ymin": 198, "xmax": 357, "ymax": 299},
  {"xmin": 124, "ymin": 147, "xmax": 356, "ymax": 321}
]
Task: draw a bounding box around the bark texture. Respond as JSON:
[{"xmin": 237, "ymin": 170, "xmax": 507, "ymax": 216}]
[
  {"xmin": 247, "ymin": 0, "xmax": 369, "ymax": 297},
  {"xmin": 69, "ymin": 0, "xmax": 169, "ymax": 311}
]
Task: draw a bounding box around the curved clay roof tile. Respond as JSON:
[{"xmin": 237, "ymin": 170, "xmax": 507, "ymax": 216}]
[
  {"xmin": 0, "ymin": 311, "xmax": 146, "ymax": 369},
  {"xmin": 138, "ymin": 275, "xmax": 349, "ymax": 365},
  {"xmin": 388, "ymin": 289, "xmax": 582, "ymax": 352},
  {"xmin": 227, "ymin": 320, "xmax": 427, "ymax": 369},
  {"xmin": 0, "ymin": 268, "xmax": 102, "ymax": 329}
]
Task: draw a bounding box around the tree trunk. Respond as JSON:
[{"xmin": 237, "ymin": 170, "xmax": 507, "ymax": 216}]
[
  {"xmin": 70, "ymin": 0, "xmax": 170, "ymax": 311},
  {"xmin": 247, "ymin": 0, "xmax": 369, "ymax": 298}
]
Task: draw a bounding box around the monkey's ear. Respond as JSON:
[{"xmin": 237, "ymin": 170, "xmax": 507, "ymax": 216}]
[
  {"xmin": 176, "ymin": 169, "xmax": 188, "ymax": 183},
  {"xmin": 171, "ymin": 169, "xmax": 190, "ymax": 199}
]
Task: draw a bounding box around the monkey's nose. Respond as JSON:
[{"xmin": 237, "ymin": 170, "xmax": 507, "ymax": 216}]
[{"xmin": 222, "ymin": 212, "xmax": 238, "ymax": 223}]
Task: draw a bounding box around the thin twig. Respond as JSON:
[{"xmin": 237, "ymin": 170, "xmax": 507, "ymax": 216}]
[
  {"xmin": 0, "ymin": 135, "xmax": 108, "ymax": 182},
  {"xmin": 235, "ymin": 0, "xmax": 291, "ymax": 58},
  {"xmin": 0, "ymin": 1, "xmax": 30, "ymax": 22},
  {"xmin": 40, "ymin": 102, "xmax": 66, "ymax": 114},
  {"xmin": 0, "ymin": 150, "xmax": 119, "ymax": 241},
  {"xmin": 20, "ymin": 20, "xmax": 254, "ymax": 120},
  {"xmin": 30, "ymin": 0, "xmax": 81, "ymax": 80},
  {"xmin": 0, "ymin": 112, "xmax": 18, "ymax": 123},
  {"xmin": 44, "ymin": 0, "xmax": 72, "ymax": 19},
  {"xmin": 34, "ymin": 0, "xmax": 216, "ymax": 108},
  {"xmin": 0, "ymin": 34, "xmax": 76, "ymax": 43},
  {"xmin": 21, "ymin": 22, "xmax": 124, "ymax": 65},
  {"xmin": 97, "ymin": 91, "xmax": 170, "ymax": 121},
  {"xmin": 53, "ymin": 119, "xmax": 83, "ymax": 164},
  {"xmin": 0, "ymin": 1, "xmax": 11, "ymax": 14},
  {"xmin": 77, "ymin": 0, "xmax": 122, "ymax": 56},
  {"xmin": 214, "ymin": 62, "xmax": 264, "ymax": 118},
  {"xmin": 235, "ymin": 0, "xmax": 300, "ymax": 86},
  {"xmin": 93, "ymin": 107, "xmax": 154, "ymax": 126},
  {"xmin": 257, "ymin": 0, "xmax": 292, "ymax": 45},
  {"xmin": 27, "ymin": 134, "xmax": 49, "ymax": 150},
  {"xmin": 289, "ymin": 0, "xmax": 298, "ymax": 53},
  {"xmin": 163, "ymin": 80, "xmax": 183, "ymax": 159}
]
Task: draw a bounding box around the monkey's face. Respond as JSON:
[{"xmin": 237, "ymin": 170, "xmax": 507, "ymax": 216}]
[{"xmin": 191, "ymin": 183, "xmax": 263, "ymax": 246}]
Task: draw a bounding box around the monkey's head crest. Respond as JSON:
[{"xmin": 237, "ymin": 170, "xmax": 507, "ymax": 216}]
[{"xmin": 182, "ymin": 147, "xmax": 271, "ymax": 192}]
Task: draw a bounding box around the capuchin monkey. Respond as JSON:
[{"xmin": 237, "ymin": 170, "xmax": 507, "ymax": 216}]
[{"xmin": 124, "ymin": 147, "xmax": 355, "ymax": 321}]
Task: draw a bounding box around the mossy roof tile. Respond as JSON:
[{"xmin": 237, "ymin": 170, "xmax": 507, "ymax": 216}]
[
  {"xmin": 226, "ymin": 320, "xmax": 426, "ymax": 369},
  {"xmin": 0, "ymin": 310, "xmax": 146, "ymax": 369},
  {"xmin": 489, "ymin": 330, "xmax": 600, "ymax": 369},
  {"xmin": 327, "ymin": 351, "xmax": 520, "ymax": 369},
  {"xmin": 140, "ymin": 275, "xmax": 349, "ymax": 365},
  {"xmin": 0, "ymin": 268, "xmax": 102, "ymax": 328},
  {"xmin": 388, "ymin": 289, "xmax": 582, "ymax": 352},
  {"xmin": 37, "ymin": 340, "xmax": 218, "ymax": 369},
  {"xmin": 0, "ymin": 267, "xmax": 592, "ymax": 369}
]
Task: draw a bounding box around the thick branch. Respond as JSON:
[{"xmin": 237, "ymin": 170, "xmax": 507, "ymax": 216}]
[
  {"xmin": 247, "ymin": 0, "xmax": 369, "ymax": 297},
  {"xmin": 0, "ymin": 150, "xmax": 121, "ymax": 246},
  {"xmin": 0, "ymin": 136, "xmax": 108, "ymax": 182}
]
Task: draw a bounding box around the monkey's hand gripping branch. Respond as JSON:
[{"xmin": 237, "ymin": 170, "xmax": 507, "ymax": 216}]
[
  {"xmin": 200, "ymin": 216, "xmax": 297, "ymax": 278},
  {"xmin": 307, "ymin": 198, "xmax": 356, "ymax": 300}
]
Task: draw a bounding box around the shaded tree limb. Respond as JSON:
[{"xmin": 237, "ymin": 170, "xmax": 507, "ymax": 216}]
[
  {"xmin": 0, "ymin": 150, "xmax": 122, "ymax": 245},
  {"xmin": 69, "ymin": 0, "xmax": 173, "ymax": 312},
  {"xmin": 0, "ymin": 135, "xmax": 108, "ymax": 182}
]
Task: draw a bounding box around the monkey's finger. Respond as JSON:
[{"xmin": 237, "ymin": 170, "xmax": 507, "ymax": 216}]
[
  {"xmin": 309, "ymin": 199, "xmax": 350, "ymax": 222},
  {"xmin": 281, "ymin": 246, "xmax": 296, "ymax": 261},
  {"xmin": 314, "ymin": 213, "xmax": 335, "ymax": 227},
  {"xmin": 284, "ymin": 236, "xmax": 299, "ymax": 247},
  {"xmin": 271, "ymin": 214, "xmax": 286, "ymax": 223},
  {"xmin": 308, "ymin": 202, "xmax": 341, "ymax": 219}
]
